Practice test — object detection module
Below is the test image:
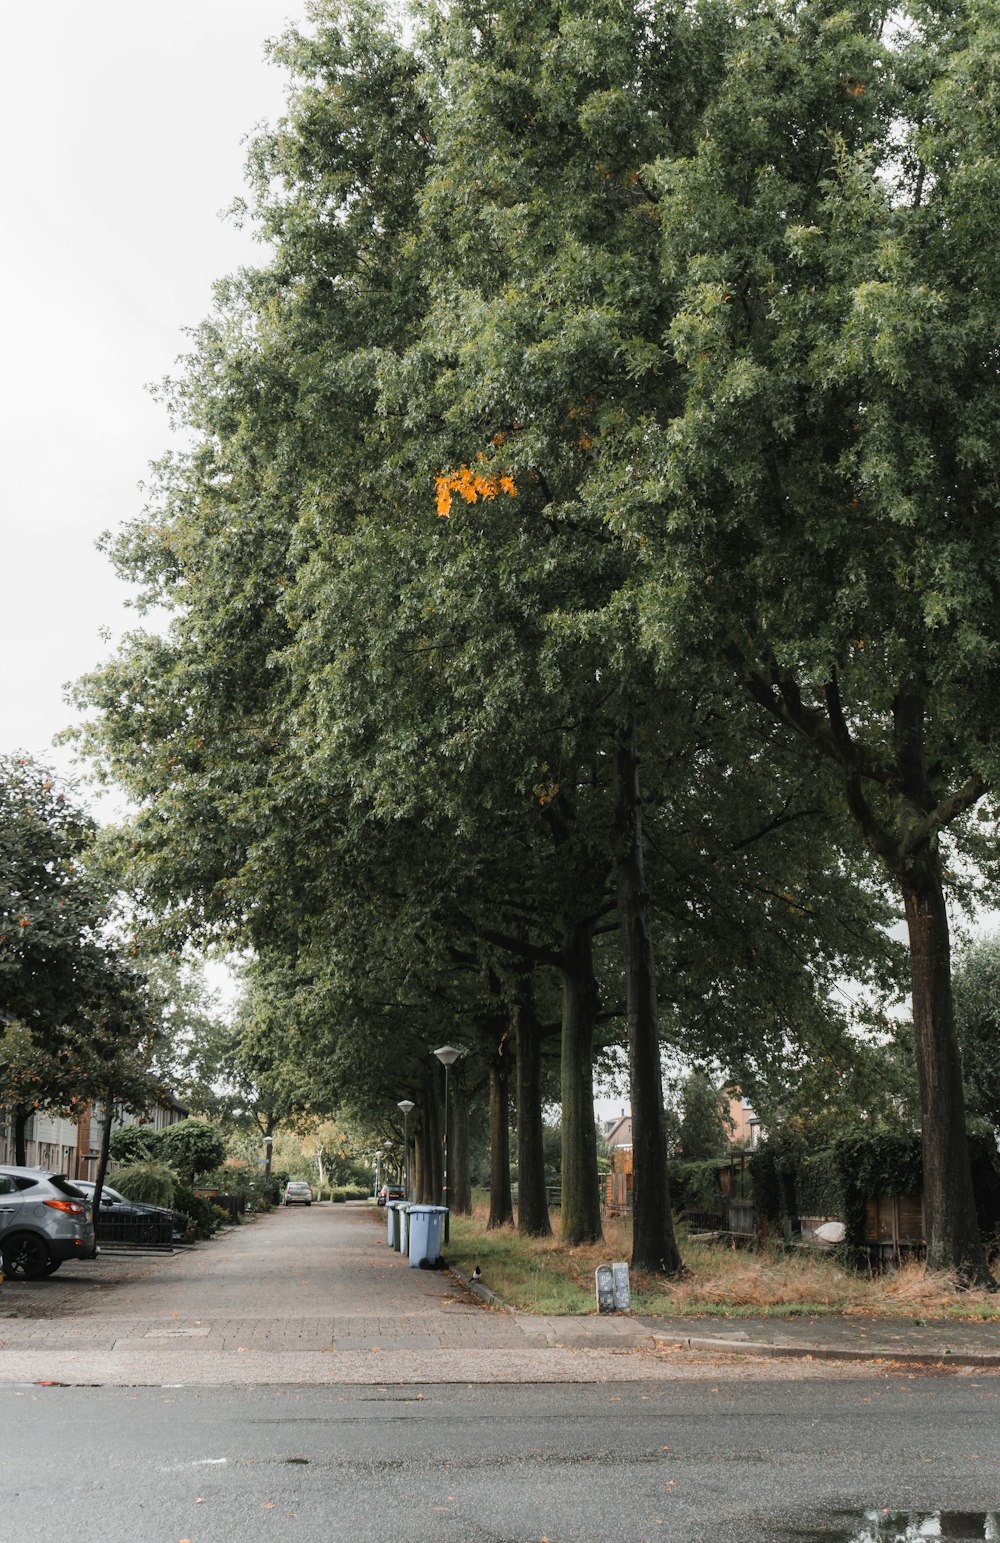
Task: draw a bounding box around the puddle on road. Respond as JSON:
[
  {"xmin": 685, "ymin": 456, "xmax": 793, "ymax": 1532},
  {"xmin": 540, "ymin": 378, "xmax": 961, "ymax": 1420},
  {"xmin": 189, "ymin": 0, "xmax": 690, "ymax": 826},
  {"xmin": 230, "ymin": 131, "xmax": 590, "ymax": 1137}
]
[{"xmin": 781, "ymin": 1513, "xmax": 999, "ymax": 1541}]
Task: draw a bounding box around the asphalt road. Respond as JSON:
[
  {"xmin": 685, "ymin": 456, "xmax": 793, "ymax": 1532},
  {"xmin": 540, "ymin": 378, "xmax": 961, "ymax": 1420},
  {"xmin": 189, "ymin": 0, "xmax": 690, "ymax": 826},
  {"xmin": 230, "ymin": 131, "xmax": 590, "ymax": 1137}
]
[
  {"xmin": 4, "ymin": 1206, "xmax": 1000, "ymax": 1540},
  {"xmin": 3, "ymin": 1377, "xmax": 1000, "ymax": 1542}
]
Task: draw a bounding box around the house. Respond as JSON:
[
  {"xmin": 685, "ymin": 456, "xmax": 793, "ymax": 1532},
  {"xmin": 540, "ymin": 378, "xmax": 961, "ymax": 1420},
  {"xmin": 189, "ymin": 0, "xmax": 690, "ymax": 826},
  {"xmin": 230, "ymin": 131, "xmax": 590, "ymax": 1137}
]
[
  {"xmin": 0, "ymin": 1084, "xmax": 188, "ymax": 1176},
  {"xmin": 726, "ymin": 1091, "xmax": 761, "ymax": 1149},
  {"xmin": 603, "ymin": 1111, "xmax": 633, "ymax": 1149}
]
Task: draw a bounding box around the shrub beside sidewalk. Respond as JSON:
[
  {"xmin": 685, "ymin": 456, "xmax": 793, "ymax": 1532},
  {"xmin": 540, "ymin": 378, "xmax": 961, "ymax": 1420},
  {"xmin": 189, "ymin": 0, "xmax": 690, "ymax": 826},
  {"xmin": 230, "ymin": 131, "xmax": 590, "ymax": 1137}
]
[{"xmin": 443, "ymin": 1203, "xmax": 1000, "ymax": 1321}]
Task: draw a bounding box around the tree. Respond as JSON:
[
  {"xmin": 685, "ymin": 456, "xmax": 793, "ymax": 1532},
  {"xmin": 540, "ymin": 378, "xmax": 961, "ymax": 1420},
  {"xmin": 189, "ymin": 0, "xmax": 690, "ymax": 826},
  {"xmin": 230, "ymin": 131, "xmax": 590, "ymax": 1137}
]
[
  {"xmin": 157, "ymin": 1119, "xmax": 228, "ymax": 1184},
  {"xmin": 953, "ymin": 934, "xmax": 1000, "ymax": 1135},
  {"xmin": 110, "ymin": 1123, "xmax": 161, "ymax": 1164},
  {"xmin": 145, "ymin": 955, "xmax": 232, "ymax": 1118},
  {"xmin": 0, "ymin": 753, "xmax": 159, "ymax": 1164},
  {"xmin": 73, "ymin": 0, "xmax": 902, "ymax": 1276},
  {"xmin": 625, "ymin": 0, "xmax": 1000, "ymax": 1282},
  {"xmin": 677, "ymin": 1072, "xmax": 730, "ymax": 1160}
]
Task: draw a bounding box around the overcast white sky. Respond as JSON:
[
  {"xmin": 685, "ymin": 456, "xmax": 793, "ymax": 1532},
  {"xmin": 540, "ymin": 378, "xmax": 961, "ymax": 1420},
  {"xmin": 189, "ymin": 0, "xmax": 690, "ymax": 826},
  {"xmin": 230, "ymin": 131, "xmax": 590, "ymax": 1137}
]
[{"xmin": 1, "ymin": 2, "xmax": 300, "ymax": 792}]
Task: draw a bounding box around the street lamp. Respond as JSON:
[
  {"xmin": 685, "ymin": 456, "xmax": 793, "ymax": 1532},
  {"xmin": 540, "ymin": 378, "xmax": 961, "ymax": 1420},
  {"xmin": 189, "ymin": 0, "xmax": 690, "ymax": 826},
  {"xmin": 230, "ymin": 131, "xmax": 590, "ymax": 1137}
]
[
  {"xmin": 263, "ymin": 1134, "xmax": 273, "ymax": 1177},
  {"xmin": 433, "ymin": 1044, "xmax": 462, "ymax": 1243},
  {"xmin": 397, "ymin": 1100, "xmax": 415, "ymax": 1200}
]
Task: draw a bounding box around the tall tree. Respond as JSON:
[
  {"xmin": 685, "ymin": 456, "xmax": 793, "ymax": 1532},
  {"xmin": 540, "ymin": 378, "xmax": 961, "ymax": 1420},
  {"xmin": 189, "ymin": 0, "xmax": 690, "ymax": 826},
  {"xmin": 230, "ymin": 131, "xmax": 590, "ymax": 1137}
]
[{"xmin": 629, "ymin": 0, "xmax": 1000, "ymax": 1279}]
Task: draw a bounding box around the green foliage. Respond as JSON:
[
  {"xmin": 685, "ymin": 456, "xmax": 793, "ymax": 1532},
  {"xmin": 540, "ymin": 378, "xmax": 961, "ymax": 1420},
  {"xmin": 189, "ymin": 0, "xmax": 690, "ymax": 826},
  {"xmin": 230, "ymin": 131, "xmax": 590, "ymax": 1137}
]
[
  {"xmin": 669, "ymin": 1159, "xmax": 726, "ymax": 1218},
  {"xmin": 157, "ymin": 1119, "xmax": 228, "ymax": 1183},
  {"xmin": 954, "ymin": 933, "xmax": 1000, "ymax": 1132},
  {"xmin": 831, "ymin": 1130, "xmax": 924, "ymax": 1258},
  {"xmin": 68, "ymin": 0, "xmax": 998, "ymax": 1277},
  {"xmin": 112, "ymin": 1161, "xmax": 176, "ymax": 1208},
  {"xmin": 678, "ymin": 1073, "xmax": 731, "ymax": 1160},
  {"xmin": 173, "ymin": 1183, "xmax": 223, "ymax": 1239},
  {"xmin": 796, "ymin": 1149, "xmax": 843, "ymax": 1220},
  {"xmin": 0, "ymin": 755, "xmax": 161, "ymax": 1138},
  {"xmin": 109, "ymin": 1123, "xmax": 162, "ymax": 1164}
]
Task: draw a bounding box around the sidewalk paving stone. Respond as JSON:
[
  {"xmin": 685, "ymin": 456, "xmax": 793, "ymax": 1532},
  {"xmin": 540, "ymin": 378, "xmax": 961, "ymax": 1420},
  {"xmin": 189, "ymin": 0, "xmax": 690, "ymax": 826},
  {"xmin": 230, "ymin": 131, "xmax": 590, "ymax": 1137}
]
[{"xmin": 2, "ymin": 1204, "xmax": 998, "ymax": 1384}]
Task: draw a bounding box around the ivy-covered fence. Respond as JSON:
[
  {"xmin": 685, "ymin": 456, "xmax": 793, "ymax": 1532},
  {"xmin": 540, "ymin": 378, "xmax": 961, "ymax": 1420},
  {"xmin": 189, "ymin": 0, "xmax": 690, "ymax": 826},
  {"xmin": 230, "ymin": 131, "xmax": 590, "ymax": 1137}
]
[{"xmin": 750, "ymin": 1128, "xmax": 1000, "ymax": 1264}]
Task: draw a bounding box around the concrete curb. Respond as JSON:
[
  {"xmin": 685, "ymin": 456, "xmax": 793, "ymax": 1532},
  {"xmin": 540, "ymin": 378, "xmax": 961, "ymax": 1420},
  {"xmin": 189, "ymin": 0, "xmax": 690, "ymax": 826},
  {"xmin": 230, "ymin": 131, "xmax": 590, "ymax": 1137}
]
[
  {"xmin": 448, "ymin": 1266, "xmax": 513, "ymax": 1313},
  {"xmin": 444, "ymin": 1265, "xmax": 1000, "ymax": 1367},
  {"xmin": 655, "ymin": 1333, "xmax": 1000, "ymax": 1368}
]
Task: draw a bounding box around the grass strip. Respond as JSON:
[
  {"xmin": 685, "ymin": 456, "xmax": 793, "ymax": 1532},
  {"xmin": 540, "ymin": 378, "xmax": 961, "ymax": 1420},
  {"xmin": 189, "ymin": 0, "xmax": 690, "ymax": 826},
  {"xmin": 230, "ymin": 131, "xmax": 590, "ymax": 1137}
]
[{"xmin": 442, "ymin": 1202, "xmax": 1000, "ymax": 1320}]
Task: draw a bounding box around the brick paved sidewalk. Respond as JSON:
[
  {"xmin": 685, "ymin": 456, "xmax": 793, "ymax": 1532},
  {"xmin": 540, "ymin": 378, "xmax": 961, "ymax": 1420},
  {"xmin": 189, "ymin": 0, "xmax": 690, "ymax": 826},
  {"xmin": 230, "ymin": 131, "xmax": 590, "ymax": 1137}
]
[{"xmin": 2, "ymin": 1204, "xmax": 997, "ymax": 1384}]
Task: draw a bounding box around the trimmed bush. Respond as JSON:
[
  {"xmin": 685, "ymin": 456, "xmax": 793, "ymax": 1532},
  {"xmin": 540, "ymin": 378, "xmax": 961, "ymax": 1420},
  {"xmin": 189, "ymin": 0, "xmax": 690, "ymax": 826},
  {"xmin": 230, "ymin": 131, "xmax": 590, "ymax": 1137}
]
[
  {"xmin": 173, "ymin": 1183, "xmax": 223, "ymax": 1240},
  {"xmin": 112, "ymin": 1161, "xmax": 176, "ymax": 1208},
  {"xmin": 109, "ymin": 1124, "xmax": 162, "ymax": 1165}
]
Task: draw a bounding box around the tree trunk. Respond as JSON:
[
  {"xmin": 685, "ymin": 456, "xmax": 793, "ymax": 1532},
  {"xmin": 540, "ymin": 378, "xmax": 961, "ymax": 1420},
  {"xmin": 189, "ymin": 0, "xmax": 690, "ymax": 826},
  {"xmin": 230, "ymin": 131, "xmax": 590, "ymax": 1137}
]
[
  {"xmin": 92, "ymin": 1099, "xmax": 114, "ymax": 1215},
  {"xmin": 616, "ymin": 710, "xmax": 682, "ymax": 1274},
  {"xmin": 903, "ymin": 858, "xmax": 990, "ymax": 1285},
  {"xmin": 417, "ymin": 1089, "xmax": 442, "ymax": 1204},
  {"xmin": 488, "ymin": 1047, "xmax": 514, "ymax": 1229},
  {"xmin": 452, "ymin": 1074, "xmax": 472, "ymax": 1214},
  {"xmin": 413, "ymin": 1120, "xmax": 425, "ymax": 1202},
  {"xmin": 14, "ymin": 1104, "xmax": 29, "ymax": 1167},
  {"xmin": 514, "ymin": 970, "xmax": 551, "ymax": 1237},
  {"xmin": 560, "ymin": 916, "xmax": 603, "ymax": 1244}
]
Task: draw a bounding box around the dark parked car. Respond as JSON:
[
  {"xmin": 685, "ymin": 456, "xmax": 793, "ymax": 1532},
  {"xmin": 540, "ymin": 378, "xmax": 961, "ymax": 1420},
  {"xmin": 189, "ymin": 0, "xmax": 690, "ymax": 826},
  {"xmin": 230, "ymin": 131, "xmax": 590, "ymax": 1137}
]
[
  {"xmin": 377, "ymin": 1183, "xmax": 405, "ymax": 1207},
  {"xmin": 70, "ymin": 1180, "xmax": 183, "ymax": 1245},
  {"xmin": 0, "ymin": 1165, "xmax": 98, "ymax": 1279}
]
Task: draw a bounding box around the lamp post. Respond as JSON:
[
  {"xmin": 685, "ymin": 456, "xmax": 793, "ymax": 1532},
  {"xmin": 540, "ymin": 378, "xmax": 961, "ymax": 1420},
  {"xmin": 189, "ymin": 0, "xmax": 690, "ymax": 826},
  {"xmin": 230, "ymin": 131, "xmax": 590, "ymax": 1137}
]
[
  {"xmin": 263, "ymin": 1134, "xmax": 273, "ymax": 1177},
  {"xmin": 397, "ymin": 1100, "xmax": 415, "ymax": 1200},
  {"xmin": 433, "ymin": 1045, "xmax": 462, "ymax": 1243}
]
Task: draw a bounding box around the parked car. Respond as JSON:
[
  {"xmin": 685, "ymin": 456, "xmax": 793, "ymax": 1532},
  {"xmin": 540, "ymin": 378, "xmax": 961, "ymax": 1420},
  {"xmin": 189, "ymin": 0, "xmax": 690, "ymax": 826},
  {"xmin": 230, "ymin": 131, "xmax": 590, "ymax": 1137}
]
[
  {"xmin": 0, "ymin": 1165, "xmax": 98, "ymax": 1280},
  {"xmin": 283, "ymin": 1181, "xmax": 313, "ymax": 1206},
  {"xmin": 70, "ymin": 1180, "xmax": 183, "ymax": 1245},
  {"xmin": 377, "ymin": 1183, "xmax": 405, "ymax": 1207}
]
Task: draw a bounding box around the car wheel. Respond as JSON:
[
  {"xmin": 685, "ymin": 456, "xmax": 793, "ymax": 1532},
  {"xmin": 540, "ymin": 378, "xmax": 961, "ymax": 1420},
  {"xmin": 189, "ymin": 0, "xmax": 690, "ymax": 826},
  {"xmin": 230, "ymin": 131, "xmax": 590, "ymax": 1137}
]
[
  {"xmin": 43, "ymin": 1258, "xmax": 63, "ymax": 1276},
  {"xmin": 2, "ymin": 1232, "xmax": 53, "ymax": 1281}
]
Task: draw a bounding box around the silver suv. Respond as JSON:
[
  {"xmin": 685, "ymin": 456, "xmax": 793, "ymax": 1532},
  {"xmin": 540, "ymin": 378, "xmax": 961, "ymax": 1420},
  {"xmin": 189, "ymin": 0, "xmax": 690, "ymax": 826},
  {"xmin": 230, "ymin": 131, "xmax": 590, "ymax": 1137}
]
[{"xmin": 0, "ymin": 1165, "xmax": 98, "ymax": 1279}]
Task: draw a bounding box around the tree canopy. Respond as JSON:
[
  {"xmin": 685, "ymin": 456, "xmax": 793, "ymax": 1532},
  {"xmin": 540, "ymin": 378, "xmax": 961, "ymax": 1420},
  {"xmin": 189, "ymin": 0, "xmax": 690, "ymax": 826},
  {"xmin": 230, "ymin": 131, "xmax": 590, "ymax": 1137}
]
[{"xmin": 70, "ymin": 0, "xmax": 1000, "ymax": 1278}]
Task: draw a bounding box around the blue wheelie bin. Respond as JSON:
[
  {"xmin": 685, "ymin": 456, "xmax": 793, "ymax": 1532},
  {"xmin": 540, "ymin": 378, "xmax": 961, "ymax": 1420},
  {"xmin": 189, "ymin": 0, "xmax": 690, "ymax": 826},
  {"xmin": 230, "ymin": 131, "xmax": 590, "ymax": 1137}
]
[
  {"xmin": 407, "ymin": 1204, "xmax": 447, "ymax": 1267},
  {"xmin": 399, "ymin": 1204, "xmax": 413, "ymax": 1256}
]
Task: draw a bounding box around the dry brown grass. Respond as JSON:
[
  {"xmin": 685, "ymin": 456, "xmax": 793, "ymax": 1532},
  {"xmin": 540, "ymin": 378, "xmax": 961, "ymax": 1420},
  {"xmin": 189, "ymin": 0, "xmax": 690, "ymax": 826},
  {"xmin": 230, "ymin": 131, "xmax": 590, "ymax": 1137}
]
[{"xmin": 446, "ymin": 1202, "xmax": 1000, "ymax": 1318}]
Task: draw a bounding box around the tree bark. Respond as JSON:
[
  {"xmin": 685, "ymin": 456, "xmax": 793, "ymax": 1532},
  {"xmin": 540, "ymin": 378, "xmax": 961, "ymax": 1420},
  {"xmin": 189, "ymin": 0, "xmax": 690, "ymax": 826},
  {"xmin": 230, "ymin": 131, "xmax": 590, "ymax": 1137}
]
[
  {"xmin": 92, "ymin": 1098, "xmax": 114, "ymax": 1215},
  {"xmin": 560, "ymin": 916, "xmax": 603, "ymax": 1244},
  {"xmin": 488, "ymin": 1044, "xmax": 514, "ymax": 1229},
  {"xmin": 903, "ymin": 857, "xmax": 990, "ymax": 1284},
  {"xmin": 514, "ymin": 969, "xmax": 551, "ymax": 1237},
  {"xmin": 615, "ymin": 710, "xmax": 682, "ymax": 1274},
  {"xmin": 417, "ymin": 1088, "xmax": 442, "ymax": 1204},
  {"xmin": 413, "ymin": 1118, "xmax": 425, "ymax": 1202},
  {"xmin": 451, "ymin": 1073, "xmax": 472, "ymax": 1214},
  {"xmin": 14, "ymin": 1104, "xmax": 29, "ymax": 1167},
  {"xmin": 742, "ymin": 665, "xmax": 992, "ymax": 1280}
]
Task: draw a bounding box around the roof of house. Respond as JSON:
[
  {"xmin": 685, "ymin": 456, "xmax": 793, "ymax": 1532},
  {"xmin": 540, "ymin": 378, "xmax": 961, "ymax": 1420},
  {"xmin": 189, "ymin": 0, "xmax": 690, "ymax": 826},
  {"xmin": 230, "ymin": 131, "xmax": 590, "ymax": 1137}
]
[{"xmin": 604, "ymin": 1114, "xmax": 633, "ymax": 1148}]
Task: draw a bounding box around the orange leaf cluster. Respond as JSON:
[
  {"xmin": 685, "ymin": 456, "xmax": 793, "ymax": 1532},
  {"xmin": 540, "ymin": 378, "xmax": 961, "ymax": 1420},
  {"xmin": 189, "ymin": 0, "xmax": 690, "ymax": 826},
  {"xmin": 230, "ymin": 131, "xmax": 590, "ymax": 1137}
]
[{"xmin": 436, "ymin": 465, "xmax": 517, "ymax": 518}]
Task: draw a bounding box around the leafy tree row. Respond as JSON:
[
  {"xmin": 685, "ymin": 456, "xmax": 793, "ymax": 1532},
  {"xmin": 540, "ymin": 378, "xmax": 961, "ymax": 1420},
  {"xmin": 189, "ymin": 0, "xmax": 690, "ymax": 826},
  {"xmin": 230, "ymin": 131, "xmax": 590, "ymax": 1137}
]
[{"xmin": 72, "ymin": 0, "xmax": 1000, "ymax": 1281}]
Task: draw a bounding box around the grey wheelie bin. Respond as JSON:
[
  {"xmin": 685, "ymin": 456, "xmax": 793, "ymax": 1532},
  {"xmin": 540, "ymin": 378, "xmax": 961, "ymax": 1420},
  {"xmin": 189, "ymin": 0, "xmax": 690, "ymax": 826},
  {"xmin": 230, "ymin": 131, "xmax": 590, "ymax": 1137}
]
[
  {"xmin": 388, "ymin": 1201, "xmax": 404, "ymax": 1250},
  {"xmin": 407, "ymin": 1204, "xmax": 447, "ymax": 1267},
  {"xmin": 399, "ymin": 1203, "xmax": 413, "ymax": 1256}
]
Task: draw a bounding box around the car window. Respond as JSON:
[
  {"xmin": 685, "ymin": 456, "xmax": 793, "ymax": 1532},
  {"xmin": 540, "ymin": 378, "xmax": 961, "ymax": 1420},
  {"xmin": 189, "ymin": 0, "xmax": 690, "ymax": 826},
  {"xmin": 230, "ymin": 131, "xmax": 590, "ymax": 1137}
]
[
  {"xmin": 0, "ymin": 1174, "xmax": 18, "ymax": 1195},
  {"xmin": 11, "ymin": 1175, "xmax": 40, "ymax": 1190},
  {"xmin": 48, "ymin": 1176, "xmax": 84, "ymax": 1198}
]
